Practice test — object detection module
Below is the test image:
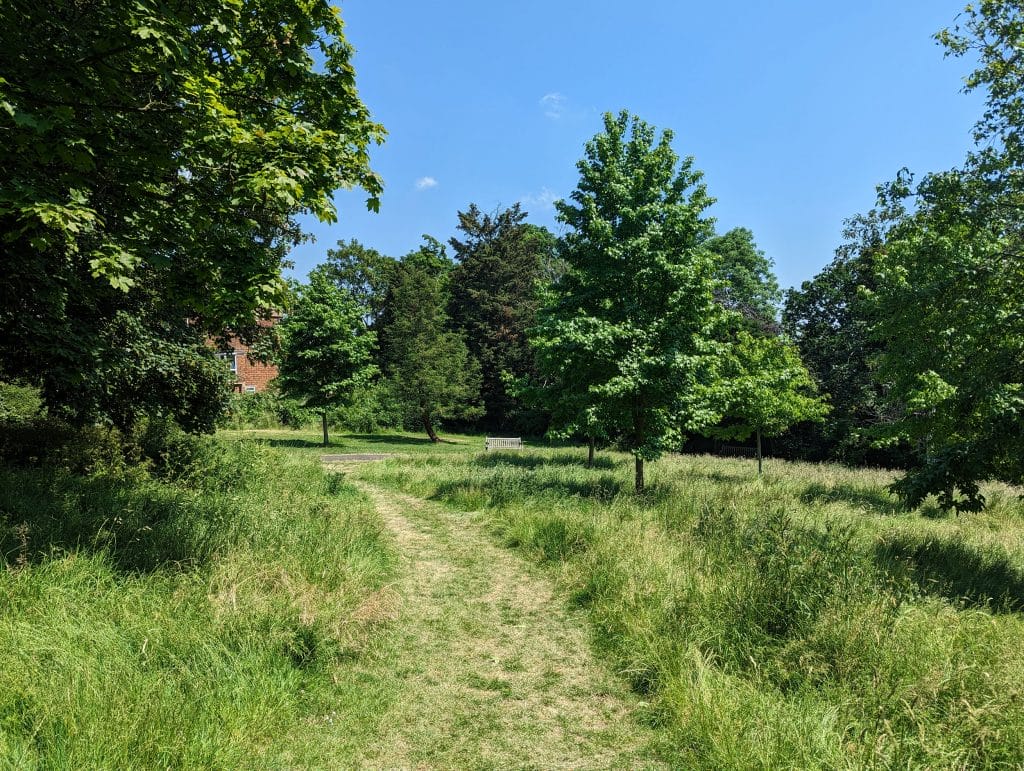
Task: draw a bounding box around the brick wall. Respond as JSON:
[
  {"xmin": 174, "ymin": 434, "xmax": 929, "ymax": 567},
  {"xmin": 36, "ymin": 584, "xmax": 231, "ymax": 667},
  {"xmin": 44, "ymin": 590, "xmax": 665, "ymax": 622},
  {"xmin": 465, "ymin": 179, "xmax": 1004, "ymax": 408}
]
[
  {"xmin": 214, "ymin": 315, "xmax": 280, "ymax": 393},
  {"xmin": 230, "ymin": 345, "xmax": 278, "ymax": 393}
]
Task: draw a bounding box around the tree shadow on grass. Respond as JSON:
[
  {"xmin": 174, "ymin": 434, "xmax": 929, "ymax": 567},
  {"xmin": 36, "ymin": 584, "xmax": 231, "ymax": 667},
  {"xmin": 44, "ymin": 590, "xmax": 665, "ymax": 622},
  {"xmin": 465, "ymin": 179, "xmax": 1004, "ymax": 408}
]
[
  {"xmin": 874, "ymin": 533, "xmax": 1024, "ymax": 613},
  {"xmin": 1, "ymin": 468, "xmax": 216, "ymax": 574},
  {"xmin": 432, "ymin": 473, "xmax": 626, "ymax": 506},
  {"xmin": 265, "ymin": 438, "xmax": 325, "ymax": 449},
  {"xmin": 801, "ymin": 482, "xmax": 906, "ymax": 516},
  {"xmin": 341, "ymin": 434, "xmax": 451, "ymax": 446},
  {"xmin": 473, "ymin": 451, "xmax": 617, "ymax": 471},
  {"xmin": 263, "ymin": 434, "xmax": 445, "ymax": 450}
]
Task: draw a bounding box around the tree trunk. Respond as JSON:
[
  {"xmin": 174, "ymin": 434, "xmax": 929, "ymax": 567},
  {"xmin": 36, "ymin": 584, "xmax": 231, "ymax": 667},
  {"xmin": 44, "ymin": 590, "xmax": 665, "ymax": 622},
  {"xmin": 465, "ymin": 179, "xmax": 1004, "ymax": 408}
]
[
  {"xmin": 321, "ymin": 410, "xmax": 329, "ymax": 447},
  {"xmin": 635, "ymin": 456, "xmax": 644, "ymax": 493},
  {"xmin": 587, "ymin": 435, "xmax": 595, "ymax": 468},
  {"xmin": 422, "ymin": 412, "xmax": 440, "ymax": 443},
  {"xmin": 756, "ymin": 427, "xmax": 763, "ymax": 476}
]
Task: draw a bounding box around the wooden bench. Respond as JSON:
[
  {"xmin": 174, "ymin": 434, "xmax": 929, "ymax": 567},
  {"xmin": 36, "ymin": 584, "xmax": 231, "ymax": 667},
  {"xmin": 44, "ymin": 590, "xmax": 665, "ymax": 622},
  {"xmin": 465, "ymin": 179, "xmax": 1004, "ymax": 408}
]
[
  {"xmin": 485, "ymin": 437, "xmax": 523, "ymax": 452},
  {"xmin": 719, "ymin": 444, "xmax": 756, "ymax": 457}
]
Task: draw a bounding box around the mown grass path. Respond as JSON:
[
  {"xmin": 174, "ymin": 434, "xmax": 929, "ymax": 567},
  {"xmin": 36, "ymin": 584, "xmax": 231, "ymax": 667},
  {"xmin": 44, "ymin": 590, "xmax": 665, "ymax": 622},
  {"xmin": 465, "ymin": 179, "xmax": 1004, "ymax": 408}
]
[{"xmin": 343, "ymin": 475, "xmax": 665, "ymax": 769}]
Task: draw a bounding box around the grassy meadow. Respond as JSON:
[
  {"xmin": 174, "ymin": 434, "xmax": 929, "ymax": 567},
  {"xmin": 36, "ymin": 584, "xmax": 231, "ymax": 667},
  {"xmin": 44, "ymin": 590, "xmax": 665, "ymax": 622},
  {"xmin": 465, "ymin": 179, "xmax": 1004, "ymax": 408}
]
[
  {"xmin": 283, "ymin": 429, "xmax": 1023, "ymax": 769},
  {"xmin": 0, "ymin": 433, "xmax": 398, "ymax": 768},
  {"xmin": 3, "ymin": 425, "xmax": 1024, "ymax": 768}
]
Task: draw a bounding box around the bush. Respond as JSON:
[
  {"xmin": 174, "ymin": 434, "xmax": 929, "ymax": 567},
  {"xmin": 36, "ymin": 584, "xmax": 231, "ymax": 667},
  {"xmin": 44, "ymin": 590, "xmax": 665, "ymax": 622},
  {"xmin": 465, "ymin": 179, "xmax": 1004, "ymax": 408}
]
[
  {"xmin": 0, "ymin": 417, "xmax": 136, "ymax": 478},
  {"xmin": 0, "ymin": 381, "xmax": 42, "ymax": 422},
  {"xmin": 222, "ymin": 390, "xmax": 315, "ymax": 429}
]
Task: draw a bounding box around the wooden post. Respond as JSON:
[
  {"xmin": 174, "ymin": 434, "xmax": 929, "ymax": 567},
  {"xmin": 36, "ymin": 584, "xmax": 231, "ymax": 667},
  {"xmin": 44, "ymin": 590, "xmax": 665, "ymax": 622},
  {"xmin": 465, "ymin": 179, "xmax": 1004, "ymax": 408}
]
[
  {"xmin": 587, "ymin": 435, "xmax": 595, "ymax": 468},
  {"xmin": 322, "ymin": 410, "xmax": 329, "ymax": 447},
  {"xmin": 756, "ymin": 427, "xmax": 762, "ymax": 476},
  {"xmin": 635, "ymin": 456, "xmax": 644, "ymax": 492}
]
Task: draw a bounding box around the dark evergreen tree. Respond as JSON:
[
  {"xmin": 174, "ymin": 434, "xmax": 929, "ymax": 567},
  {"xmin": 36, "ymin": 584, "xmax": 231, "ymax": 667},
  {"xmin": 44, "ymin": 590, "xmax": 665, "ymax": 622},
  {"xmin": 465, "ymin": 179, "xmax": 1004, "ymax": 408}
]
[
  {"xmin": 448, "ymin": 204, "xmax": 552, "ymax": 431},
  {"xmin": 378, "ymin": 240, "xmax": 482, "ymax": 442}
]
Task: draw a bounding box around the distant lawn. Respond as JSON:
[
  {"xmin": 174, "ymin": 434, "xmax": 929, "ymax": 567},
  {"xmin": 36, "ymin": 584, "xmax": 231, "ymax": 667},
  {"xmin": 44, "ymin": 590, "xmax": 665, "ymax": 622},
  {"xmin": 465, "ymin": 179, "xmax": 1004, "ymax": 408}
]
[{"xmin": 219, "ymin": 427, "xmax": 536, "ymax": 458}]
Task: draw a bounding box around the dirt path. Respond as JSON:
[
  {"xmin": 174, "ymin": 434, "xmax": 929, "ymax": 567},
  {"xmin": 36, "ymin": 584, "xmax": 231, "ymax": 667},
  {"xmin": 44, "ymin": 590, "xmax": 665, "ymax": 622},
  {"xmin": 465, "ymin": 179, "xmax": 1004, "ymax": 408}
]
[{"xmin": 347, "ymin": 478, "xmax": 665, "ymax": 769}]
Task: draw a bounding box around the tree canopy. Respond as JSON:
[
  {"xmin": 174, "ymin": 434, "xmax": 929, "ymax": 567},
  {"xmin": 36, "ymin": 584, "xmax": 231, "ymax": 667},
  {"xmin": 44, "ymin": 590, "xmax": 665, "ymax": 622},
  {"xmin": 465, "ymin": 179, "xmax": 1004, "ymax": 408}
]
[
  {"xmin": 859, "ymin": 3, "xmax": 1024, "ymax": 511},
  {"xmin": 448, "ymin": 204, "xmax": 550, "ymax": 431},
  {"xmin": 320, "ymin": 239, "xmax": 396, "ymax": 327},
  {"xmin": 378, "ymin": 240, "xmax": 482, "ymax": 442},
  {"xmin": 0, "ymin": 0, "xmax": 383, "ymax": 429},
  {"xmin": 714, "ymin": 331, "xmax": 827, "ymax": 474},
  {"xmin": 782, "ymin": 214, "xmax": 906, "ymax": 465},
  {"xmin": 275, "ymin": 270, "xmax": 377, "ymax": 446},
  {"xmin": 706, "ymin": 228, "xmax": 782, "ymax": 332},
  {"xmin": 533, "ymin": 111, "xmax": 727, "ymax": 491}
]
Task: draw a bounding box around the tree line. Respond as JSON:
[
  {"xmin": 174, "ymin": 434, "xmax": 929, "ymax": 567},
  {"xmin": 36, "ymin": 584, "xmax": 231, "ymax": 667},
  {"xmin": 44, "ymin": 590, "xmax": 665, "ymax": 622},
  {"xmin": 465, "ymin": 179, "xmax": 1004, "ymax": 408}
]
[
  {"xmin": 276, "ymin": 111, "xmax": 826, "ymax": 491},
  {"xmin": 4, "ymin": 1, "xmax": 1024, "ymax": 509}
]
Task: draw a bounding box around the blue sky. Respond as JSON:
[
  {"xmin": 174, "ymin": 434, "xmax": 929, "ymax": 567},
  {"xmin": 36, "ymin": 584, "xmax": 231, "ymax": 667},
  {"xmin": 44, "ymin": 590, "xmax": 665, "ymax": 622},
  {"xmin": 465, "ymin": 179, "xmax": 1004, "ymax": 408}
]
[{"xmin": 289, "ymin": 1, "xmax": 983, "ymax": 291}]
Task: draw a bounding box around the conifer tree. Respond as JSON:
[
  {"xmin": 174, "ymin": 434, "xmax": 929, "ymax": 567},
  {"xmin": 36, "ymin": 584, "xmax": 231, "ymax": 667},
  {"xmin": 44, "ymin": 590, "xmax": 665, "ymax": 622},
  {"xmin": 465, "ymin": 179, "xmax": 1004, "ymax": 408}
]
[
  {"xmin": 378, "ymin": 240, "xmax": 482, "ymax": 442},
  {"xmin": 448, "ymin": 204, "xmax": 551, "ymax": 431}
]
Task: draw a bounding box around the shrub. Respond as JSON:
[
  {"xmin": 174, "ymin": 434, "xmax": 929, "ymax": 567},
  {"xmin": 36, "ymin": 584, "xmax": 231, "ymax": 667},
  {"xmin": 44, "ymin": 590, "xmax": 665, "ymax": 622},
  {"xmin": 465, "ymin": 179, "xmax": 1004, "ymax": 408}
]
[{"xmin": 0, "ymin": 381, "xmax": 42, "ymax": 422}]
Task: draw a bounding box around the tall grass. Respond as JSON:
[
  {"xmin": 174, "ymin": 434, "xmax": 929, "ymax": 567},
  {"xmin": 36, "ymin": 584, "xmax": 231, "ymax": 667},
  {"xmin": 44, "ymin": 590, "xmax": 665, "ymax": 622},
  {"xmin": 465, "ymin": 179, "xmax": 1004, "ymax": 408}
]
[
  {"xmin": 0, "ymin": 434, "xmax": 395, "ymax": 768},
  {"xmin": 356, "ymin": 448, "xmax": 1024, "ymax": 768}
]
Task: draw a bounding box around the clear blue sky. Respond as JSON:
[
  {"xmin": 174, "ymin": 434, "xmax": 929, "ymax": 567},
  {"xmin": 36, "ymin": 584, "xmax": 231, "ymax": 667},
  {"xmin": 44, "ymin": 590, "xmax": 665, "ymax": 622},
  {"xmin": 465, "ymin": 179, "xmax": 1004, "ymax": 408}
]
[{"xmin": 288, "ymin": 0, "xmax": 983, "ymax": 291}]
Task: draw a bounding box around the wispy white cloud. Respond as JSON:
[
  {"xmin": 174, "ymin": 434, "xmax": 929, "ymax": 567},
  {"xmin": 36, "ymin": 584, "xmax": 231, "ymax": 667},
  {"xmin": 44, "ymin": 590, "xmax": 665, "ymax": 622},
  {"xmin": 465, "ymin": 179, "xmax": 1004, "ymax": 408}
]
[
  {"xmin": 415, "ymin": 176, "xmax": 438, "ymax": 190},
  {"xmin": 539, "ymin": 92, "xmax": 566, "ymax": 120},
  {"xmin": 518, "ymin": 186, "xmax": 559, "ymax": 212}
]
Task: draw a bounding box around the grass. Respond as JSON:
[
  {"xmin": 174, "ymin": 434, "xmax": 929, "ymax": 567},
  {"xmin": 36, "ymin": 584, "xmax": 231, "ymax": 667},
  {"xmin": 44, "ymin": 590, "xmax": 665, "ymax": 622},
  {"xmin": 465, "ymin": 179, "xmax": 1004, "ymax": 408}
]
[
  {"xmin": 319, "ymin": 434, "xmax": 1024, "ymax": 769},
  {"xmin": 0, "ymin": 436, "xmax": 397, "ymax": 768},
  {"xmin": 5, "ymin": 423, "xmax": 1024, "ymax": 767}
]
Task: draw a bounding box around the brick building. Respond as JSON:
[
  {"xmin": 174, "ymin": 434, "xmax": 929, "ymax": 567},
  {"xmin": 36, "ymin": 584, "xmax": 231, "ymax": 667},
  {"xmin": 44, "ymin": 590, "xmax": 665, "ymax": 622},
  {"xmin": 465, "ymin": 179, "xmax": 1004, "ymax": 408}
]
[{"xmin": 215, "ymin": 315, "xmax": 280, "ymax": 393}]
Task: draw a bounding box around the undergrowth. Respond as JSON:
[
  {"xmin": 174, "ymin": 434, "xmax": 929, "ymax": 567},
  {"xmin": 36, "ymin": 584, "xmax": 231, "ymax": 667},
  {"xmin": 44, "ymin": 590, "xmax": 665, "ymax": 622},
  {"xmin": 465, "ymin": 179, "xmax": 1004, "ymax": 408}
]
[{"xmin": 0, "ymin": 424, "xmax": 395, "ymax": 768}]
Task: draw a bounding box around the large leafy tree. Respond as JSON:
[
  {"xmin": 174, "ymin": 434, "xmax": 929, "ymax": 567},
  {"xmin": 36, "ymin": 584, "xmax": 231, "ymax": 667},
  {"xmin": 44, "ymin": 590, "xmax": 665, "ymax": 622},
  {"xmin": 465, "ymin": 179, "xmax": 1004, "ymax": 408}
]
[
  {"xmin": 782, "ymin": 214, "xmax": 906, "ymax": 464},
  {"xmin": 378, "ymin": 240, "xmax": 482, "ymax": 443},
  {"xmin": 448, "ymin": 204, "xmax": 552, "ymax": 431},
  {"xmin": 869, "ymin": 168, "xmax": 1024, "ymax": 512},
  {"xmin": 0, "ymin": 0, "xmax": 383, "ymax": 429},
  {"xmin": 705, "ymin": 227, "xmax": 782, "ymax": 332},
  {"xmin": 320, "ymin": 239, "xmax": 397, "ymax": 328},
  {"xmin": 861, "ymin": 2, "xmax": 1024, "ymax": 512},
  {"xmin": 533, "ymin": 111, "xmax": 727, "ymax": 491},
  {"xmin": 276, "ymin": 270, "xmax": 378, "ymax": 447}
]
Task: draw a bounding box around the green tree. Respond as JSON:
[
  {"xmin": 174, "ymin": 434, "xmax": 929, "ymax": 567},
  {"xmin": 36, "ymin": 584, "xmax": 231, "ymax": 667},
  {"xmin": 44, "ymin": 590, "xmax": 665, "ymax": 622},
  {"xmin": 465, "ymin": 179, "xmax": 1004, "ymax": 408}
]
[
  {"xmin": 715, "ymin": 331, "xmax": 827, "ymax": 475},
  {"xmin": 706, "ymin": 227, "xmax": 782, "ymax": 332},
  {"xmin": 448, "ymin": 204, "xmax": 551, "ymax": 431},
  {"xmin": 861, "ymin": 2, "xmax": 1024, "ymax": 512},
  {"xmin": 868, "ymin": 167, "xmax": 1024, "ymax": 512},
  {"xmin": 782, "ymin": 214, "xmax": 906, "ymax": 464},
  {"xmin": 276, "ymin": 271, "xmax": 377, "ymax": 446},
  {"xmin": 0, "ymin": 0, "xmax": 383, "ymax": 429},
  {"xmin": 533, "ymin": 111, "xmax": 727, "ymax": 491},
  {"xmin": 320, "ymin": 239, "xmax": 397, "ymax": 327},
  {"xmin": 378, "ymin": 240, "xmax": 482, "ymax": 443}
]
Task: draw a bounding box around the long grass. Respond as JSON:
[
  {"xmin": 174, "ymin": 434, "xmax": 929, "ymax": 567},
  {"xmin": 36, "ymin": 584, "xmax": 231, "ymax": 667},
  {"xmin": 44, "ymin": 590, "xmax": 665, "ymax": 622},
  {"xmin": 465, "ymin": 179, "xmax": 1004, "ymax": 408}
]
[
  {"xmin": 0, "ymin": 437, "xmax": 396, "ymax": 768},
  {"xmin": 349, "ymin": 442, "xmax": 1024, "ymax": 768}
]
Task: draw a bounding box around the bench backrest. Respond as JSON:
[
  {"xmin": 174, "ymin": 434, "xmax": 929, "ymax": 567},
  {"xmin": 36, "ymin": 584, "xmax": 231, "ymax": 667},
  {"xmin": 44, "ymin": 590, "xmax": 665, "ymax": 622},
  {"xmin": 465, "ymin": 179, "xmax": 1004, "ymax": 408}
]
[{"xmin": 485, "ymin": 437, "xmax": 523, "ymax": 451}]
